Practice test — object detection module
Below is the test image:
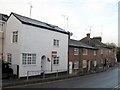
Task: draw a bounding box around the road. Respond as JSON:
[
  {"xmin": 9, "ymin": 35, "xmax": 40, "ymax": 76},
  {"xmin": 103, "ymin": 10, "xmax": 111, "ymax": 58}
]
[{"xmin": 7, "ymin": 66, "xmax": 119, "ymax": 88}]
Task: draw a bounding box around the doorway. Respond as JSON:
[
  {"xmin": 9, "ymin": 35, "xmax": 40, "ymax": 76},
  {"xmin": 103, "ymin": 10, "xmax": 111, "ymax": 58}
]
[{"xmin": 41, "ymin": 55, "xmax": 46, "ymax": 73}]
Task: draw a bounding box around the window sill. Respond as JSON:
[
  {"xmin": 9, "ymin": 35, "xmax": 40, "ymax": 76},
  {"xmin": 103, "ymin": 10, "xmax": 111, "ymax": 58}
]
[
  {"xmin": 22, "ymin": 64, "xmax": 37, "ymax": 67},
  {"xmin": 83, "ymin": 54, "xmax": 87, "ymax": 55}
]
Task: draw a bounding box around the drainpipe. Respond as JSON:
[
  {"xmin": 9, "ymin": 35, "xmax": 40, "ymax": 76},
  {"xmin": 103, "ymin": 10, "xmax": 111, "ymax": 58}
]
[{"xmin": 1, "ymin": 22, "xmax": 4, "ymax": 61}]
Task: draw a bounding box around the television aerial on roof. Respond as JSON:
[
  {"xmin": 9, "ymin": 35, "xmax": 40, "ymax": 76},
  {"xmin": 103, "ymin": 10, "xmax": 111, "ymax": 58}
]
[{"xmin": 28, "ymin": 2, "xmax": 33, "ymax": 18}]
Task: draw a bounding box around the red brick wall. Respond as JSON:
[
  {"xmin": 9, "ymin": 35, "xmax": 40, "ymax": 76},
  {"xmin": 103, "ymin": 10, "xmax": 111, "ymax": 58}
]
[{"xmin": 69, "ymin": 47, "xmax": 98, "ymax": 69}]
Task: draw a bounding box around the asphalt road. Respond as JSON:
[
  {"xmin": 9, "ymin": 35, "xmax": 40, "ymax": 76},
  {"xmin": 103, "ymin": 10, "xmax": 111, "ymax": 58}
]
[{"xmin": 8, "ymin": 66, "xmax": 119, "ymax": 89}]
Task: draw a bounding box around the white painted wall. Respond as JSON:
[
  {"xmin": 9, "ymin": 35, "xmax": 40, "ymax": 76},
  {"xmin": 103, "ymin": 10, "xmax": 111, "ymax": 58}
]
[
  {"xmin": 19, "ymin": 24, "xmax": 68, "ymax": 77},
  {"xmin": 5, "ymin": 14, "xmax": 68, "ymax": 77},
  {"xmin": 4, "ymin": 14, "xmax": 22, "ymax": 65}
]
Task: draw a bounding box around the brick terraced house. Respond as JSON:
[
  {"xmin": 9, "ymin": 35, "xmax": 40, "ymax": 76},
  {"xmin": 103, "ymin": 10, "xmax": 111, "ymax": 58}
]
[
  {"xmin": 69, "ymin": 39, "xmax": 98, "ymax": 74},
  {"xmin": 80, "ymin": 33, "xmax": 117, "ymax": 69}
]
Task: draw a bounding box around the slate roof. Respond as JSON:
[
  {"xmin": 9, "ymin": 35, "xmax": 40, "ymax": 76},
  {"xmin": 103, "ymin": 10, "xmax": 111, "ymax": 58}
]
[
  {"xmin": 80, "ymin": 37, "xmax": 112, "ymax": 49},
  {"xmin": 9, "ymin": 12, "xmax": 68, "ymax": 34},
  {"xmin": 69, "ymin": 39, "xmax": 98, "ymax": 50},
  {"xmin": 0, "ymin": 13, "xmax": 8, "ymax": 22}
]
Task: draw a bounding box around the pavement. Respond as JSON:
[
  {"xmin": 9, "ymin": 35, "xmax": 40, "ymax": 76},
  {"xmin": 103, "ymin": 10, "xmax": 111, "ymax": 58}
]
[{"xmin": 2, "ymin": 64, "xmax": 119, "ymax": 89}]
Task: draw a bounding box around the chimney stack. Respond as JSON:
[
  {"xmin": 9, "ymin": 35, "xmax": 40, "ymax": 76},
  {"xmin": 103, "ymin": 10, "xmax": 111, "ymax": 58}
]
[
  {"xmin": 93, "ymin": 37, "xmax": 102, "ymax": 42},
  {"xmin": 86, "ymin": 33, "xmax": 90, "ymax": 38}
]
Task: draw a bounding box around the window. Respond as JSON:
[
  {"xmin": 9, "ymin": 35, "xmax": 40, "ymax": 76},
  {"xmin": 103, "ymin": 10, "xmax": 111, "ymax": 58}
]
[
  {"xmin": 22, "ymin": 53, "xmax": 36, "ymax": 65},
  {"xmin": 74, "ymin": 60, "xmax": 79, "ymax": 69},
  {"xmin": 7, "ymin": 53, "xmax": 12, "ymax": 63},
  {"xmin": 83, "ymin": 49, "xmax": 87, "ymax": 55},
  {"xmin": 53, "ymin": 57, "xmax": 59, "ymax": 65},
  {"xmin": 101, "ymin": 49, "xmax": 103, "ymax": 54},
  {"xmin": 53, "ymin": 39, "xmax": 59, "ymax": 47},
  {"xmin": 74, "ymin": 48, "xmax": 79, "ymax": 55},
  {"xmin": 94, "ymin": 60, "xmax": 96, "ymax": 66},
  {"xmin": 12, "ymin": 31, "xmax": 18, "ymax": 43},
  {"xmin": 83, "ymin": 60, "xmax": 87, "ymax": 68},
  {"xmin": 109, "ymin": 49, "xmax": 112, "ymax": 54},
  {"xmin": 101, "ymin": 59, "xmax": 103, "ymax": 64},
  {"xmin": 94, "ymin": 50, "xmax": 97, "ymax": 56}
]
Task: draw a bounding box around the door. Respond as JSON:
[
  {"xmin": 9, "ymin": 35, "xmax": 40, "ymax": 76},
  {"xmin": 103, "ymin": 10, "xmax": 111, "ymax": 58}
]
[
  {"xmin": 88, "ymin": 60, "xmax": 91, "ymax": 71},
  {"xmin": 41, "ymin": 55, "xmax": 46, "ymax": 73}
]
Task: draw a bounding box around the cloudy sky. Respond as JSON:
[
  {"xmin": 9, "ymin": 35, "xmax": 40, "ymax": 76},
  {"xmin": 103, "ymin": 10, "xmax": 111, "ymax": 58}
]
[{"xmin": 0, "ymin": 0, "xmax": 119, "ymax": 45}]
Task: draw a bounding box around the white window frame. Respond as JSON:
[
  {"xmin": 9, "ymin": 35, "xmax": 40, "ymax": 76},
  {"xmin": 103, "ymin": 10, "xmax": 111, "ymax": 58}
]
[
  {"xmin": 109, "ymin": 49, "xmax": 112, "ymax": 54},
  {"xmin": 94, "ymin": 60, "xmax": 96, "ymax": 66},
  {"xmin": 12, "ymin": 31, "xmax": 18, "ymax": 43},
  {"xmin": 7, "ymin": 53, "xmax": 12, "ymax": 63},
  {"xmin": 101, "ymin": 49, "xmax": 103, "ymax": 54},
  {"xmin": 53, "ymin": 39, "xmax": 59, "ymax": 47},
  {"xmin": 83, "ymin": 49, "xmax": 88, "ymax": 55},
  {"xmin": 53, "ymin": 56, "xmax": 59, "ymax": 65},
  {"xmin": 74, "ymin": 60, "xmax": 79, "ymax": 69},
  {"xmin": 94, "ymin": 50, "xmax": 97, "ymax": 56},
  {"xmin": 74, "ymin": 48, "xmax": 79, "ymax": 55},
  {"xmin": 83, "ymin": 60, "xmax": 87, "ymax": 68},
  {"xmin": 22, "ymin": 53, "xmax": 36, "ymax": 65}
]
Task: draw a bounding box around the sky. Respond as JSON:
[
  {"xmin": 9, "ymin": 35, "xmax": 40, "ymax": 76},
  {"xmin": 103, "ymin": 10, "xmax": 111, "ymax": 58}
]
[{"xmin": 0, "ymin": 0, "xmax": 119, "ymax": 45}]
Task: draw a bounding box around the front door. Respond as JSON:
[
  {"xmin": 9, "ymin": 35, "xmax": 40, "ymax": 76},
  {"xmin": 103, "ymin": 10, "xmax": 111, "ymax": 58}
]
[
  {"xmin": 41, "ymin": 55, "xmax": 46, "ymax": 73},
  {"xmin": 88, "ymin": 60, "xmax": 91, "ymax": 71}
]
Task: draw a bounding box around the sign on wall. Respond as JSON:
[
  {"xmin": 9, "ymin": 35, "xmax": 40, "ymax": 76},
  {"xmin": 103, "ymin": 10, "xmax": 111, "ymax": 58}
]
[{"xmin": 52, "ymin": 51, "xmax": 57, "ymax": 57}]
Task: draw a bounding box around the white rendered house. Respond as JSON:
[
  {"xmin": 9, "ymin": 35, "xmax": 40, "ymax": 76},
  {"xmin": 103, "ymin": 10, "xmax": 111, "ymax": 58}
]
[{"xmin": 4, "ymin": 12, "xmax": 69, "ymax": 78}]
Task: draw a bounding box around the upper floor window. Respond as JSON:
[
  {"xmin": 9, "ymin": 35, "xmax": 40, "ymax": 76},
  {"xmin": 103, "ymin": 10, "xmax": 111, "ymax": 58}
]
[
  {"xmin": 12, "ymin": 31, "xmax": 18, "ymax": 43},
  {"xmin": 83, "ymin": 49, "xmax": 87, "ymax": 55},
  {"xmin": 53, "ymin": 39, "xmax": 59, "ymax": 47},
  {"xmin": 109, "ymin": 49, "xmax": 112, "ymax": 54},
  {"xmin": 7, "ymin": 53, "xmax": 12, "ymax": 63},
  {"xmin": 74, "ymin": 48, "xmax": 79, "ymax": 55},
  {"xmin": 22, "ymin": 53, "xmax": 36, "ymax": 65},
  {"xmin": 94, "ymin": 50, "xmax": 97, "ymax": 56}
]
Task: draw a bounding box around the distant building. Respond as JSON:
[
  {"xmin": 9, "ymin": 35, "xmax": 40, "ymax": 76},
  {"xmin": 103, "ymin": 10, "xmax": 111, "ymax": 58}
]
[
  {"xmin": 4, "ymin": 12, "xmax": 69, "ymax": 78},
  {"xmin": 69, "ymin": 39, "xmax": 98, "ymax": 74},
  {"xmin": 80, "ymin": 33, "xmax": 117, "ymax": 68}
]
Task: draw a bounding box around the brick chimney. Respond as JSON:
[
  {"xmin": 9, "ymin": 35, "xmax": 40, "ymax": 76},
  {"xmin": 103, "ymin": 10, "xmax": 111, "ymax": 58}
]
[
  {"xmin": 86, "ymin": 33, "xmax": 90, "ymax": 38},
  {"xmin": 93, "ymin": 37, "xmax": 102, "ymax": 42}
]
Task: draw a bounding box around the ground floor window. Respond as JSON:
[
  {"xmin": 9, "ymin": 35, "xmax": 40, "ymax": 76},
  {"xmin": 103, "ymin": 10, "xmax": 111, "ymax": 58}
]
[
  {"xmin": 22, "ymin": 53, "xmax": 36, "ymax": 65},
  {"xmin": 53, "ymin": 57, "xmax": 59, "ymax": 65},
  {"xmin": 7, "ymin": 53, "xmax": 12, "ymax": 63},
  {"xmin": 94, "ymin": 60, "xmax": 97, "ymax": 67},
  {"xmin": 74, "ymin": 60, "xmax": 79, "ymax": 69}
]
